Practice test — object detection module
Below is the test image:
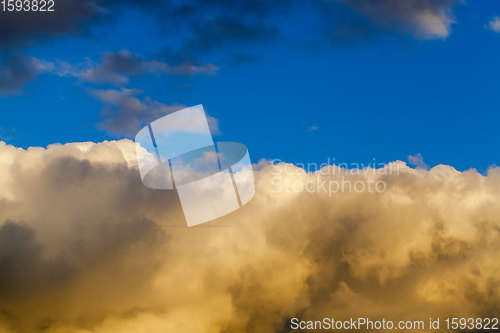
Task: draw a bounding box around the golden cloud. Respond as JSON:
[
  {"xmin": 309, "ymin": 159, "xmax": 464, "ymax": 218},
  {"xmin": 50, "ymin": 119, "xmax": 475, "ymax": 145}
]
[{"xmin": 0, "ymin": 140, "xmax": 499, "ymax": 332}]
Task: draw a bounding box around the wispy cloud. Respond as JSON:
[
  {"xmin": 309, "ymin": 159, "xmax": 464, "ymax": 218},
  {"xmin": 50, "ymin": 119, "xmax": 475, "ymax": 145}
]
[
  {"xmin": 59, "ymin": 50, "xmax": 219, "ymax": 85},
  {"xmin": 0, "ymin": 50, "xmax": 218, "ymax": 95},
  {"xmin": 308, "ymin": 126, "xmax": 319, "ymax": 132},
  {"xmin": 485, "ymin": 16, "xmax": 500, "ymax": 33}
]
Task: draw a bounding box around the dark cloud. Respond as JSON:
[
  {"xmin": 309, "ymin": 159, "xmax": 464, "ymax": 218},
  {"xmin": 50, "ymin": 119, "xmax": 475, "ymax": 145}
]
[
  {"xmin": 0, "ymin": 0, "xmax": 98, "ymax": 47},
  {"xmin": 181, "ymin": 14, "xmax": 279, "ymax": 54},
  {"xmin": 0, "ymin": 145, "xmax": 173, "ymax": 331},
  {"xmin": 74, "ymin": 50, "xmax": 218, "ymax": 85},
  {"xmin": 81, "ymin": 50, "xmax": 146, "ymax": 85},
  {"xmin": 90, "ymin": 87, "xmax": 219, "ymax": 137},
  {"xmin": 0, "ymin": 50, "xmax": 218, "ymax": 94},
  {"xmin": 0, "ymin": 0, "xmax": 161, "ymax": 48},
  {"xmin": 0, "ymin": 221, "xmax": 71, "ymax": 301},
  {"xmin": 90, "ymin": 88, "xmax": 185, "ymax": 137},
  {"xmin": 0, "ymin": 55, "xmax": 52, "ymax": 95},
  {"xmin": 150, "ymin": 0, "xmax": 458, "ymax": 56},
  {"xmin": 0, "ymin": 0, "xmax": 459, "ymax": 96},
  {"xmin": 0, "ymin": 0, "xmax": 458, "ymax": 49}
]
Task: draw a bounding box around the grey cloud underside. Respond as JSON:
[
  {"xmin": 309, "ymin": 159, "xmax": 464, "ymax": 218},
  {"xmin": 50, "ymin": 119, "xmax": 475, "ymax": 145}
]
[
  {"xmin": 0, "ymin": 1, "xmax": 95, "ymax": 47},
  {"xmin": 73, "ymin": 50, "xmax": 219, "ymax": 85},
  {"xmin": 0, "ymin": 0, "xmax": 159, "ymax": 47},
  {"xmin": 343, "ymin": 0, "xmax": 456, "ymax": 37},
  {"xmin": 0, "ymin": 0, "xmax": 458, "ymax": 98},
  {"xmin": 0, "ymin": 55, "xmax": 43, "ymax": 95},
  {"xmin": 90, "ymin": 88, "xmax": 185, "ymax": 137},
  {"xmin": 0, "ymin": 0, "xmax": 458, "ymax": 49},
  {"xmin": 81, "ymin": 51, "xmax": 147, "ymax": 85},
  {"xmin": 0, "ymin": 150, "xmax": 174, "ymax": 331},
  {"xmin": 0, "ymin": 50, "xmax": 218, "ymax": 97},
  {"xmin": 0, "ymin": 0, "xmax": 282, "ymax": 48},
  {"xmin": 90, "ymin": 88, "xmax": 220, "ymax": 137}
]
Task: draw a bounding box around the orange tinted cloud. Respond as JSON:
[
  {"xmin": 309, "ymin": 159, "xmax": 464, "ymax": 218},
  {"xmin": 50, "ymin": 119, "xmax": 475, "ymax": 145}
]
[{"xmin": 0, "ymin": 140, "xmax": 498, "ymax": 332}]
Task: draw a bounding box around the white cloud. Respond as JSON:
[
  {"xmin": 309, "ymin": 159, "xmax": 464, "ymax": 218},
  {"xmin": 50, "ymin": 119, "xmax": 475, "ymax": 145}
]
[
  {"xmin": 485, "ymin": 16, "xmax": 500, "ymax": 33},
  {"xmin": 413, "ymin": 10, "xmax": 454, "ymax": 39},
  {"xmin": 308, "ymin": 126, "xmax": 319, "ymax": 132}
]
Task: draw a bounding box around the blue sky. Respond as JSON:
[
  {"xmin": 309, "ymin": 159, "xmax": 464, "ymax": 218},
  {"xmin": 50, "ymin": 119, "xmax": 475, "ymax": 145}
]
[{"xmin": 1, "ymin": 0, "xmax": 500, "ymax": 172}]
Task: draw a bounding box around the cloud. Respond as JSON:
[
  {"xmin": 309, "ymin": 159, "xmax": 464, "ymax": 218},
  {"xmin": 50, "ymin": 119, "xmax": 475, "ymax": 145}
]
[
  {"xmin": 179, "ymin": 14, "xmax": 280, "ymax": 55},
  {"xmin": 485, "ymin": 16, "xmax": 500, "ymax": 33},
  {"xmin": 341, "ymin": 0, "xmax": 456, "ymax": 39},
  {"xmin": 59, "ymin": 50, "xmax": 219, "ymax": 85},
  {"xmin": 0, "ymin": 140, "xmax": 172, "ymax": 332},
  {"xmin": 0, "ymin": 1, "xmax": 459, "ymax": 94},
  {"xmin": 0, "ymin": 0, "xmax": 459, "ymax": 49},
  {"xmin": 0, "ymin": 55, "xmax": 54, "ymax": 95},
  {"xmin": 0, "ymin": 0, "xmax": 284, "ymax": 48},
  {"xmin": 159, "ymin": 0, "xmax": 458, "ymax": 58},
  {"xmin": 0, "ymin": 140, "xmax": 499, "ymax": 332},
  {"xmin": 0, "ymin": 50, "xmax": 218, "ymax": 94},
  {"xmin": 408, "ymin": 153, "xmax": 429, "ymax": 169},
  {"xmin": 0, "ymin": 1, "xmax": 96, "ymax": 47},
  {"xmin": 91, "ymin": 88, "xmax": 183, "ymax": 137},
  {"xmin": 90, "ymin": 88, "xmax": 220, "ymax": 137},
  {"xmin": 0, "ymin": 0, "xmax": 162, "ymax": 47},
  {"xmin": 308, "ymin": 126, "xmax": 319, "ymax": 132},
  {"xmin": 0, "ymin": 221, "xmax": 72, "ymax": 301}
]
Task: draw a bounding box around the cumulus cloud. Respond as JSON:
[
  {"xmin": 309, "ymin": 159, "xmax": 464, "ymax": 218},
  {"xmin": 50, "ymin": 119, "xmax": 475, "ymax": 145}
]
[
  {"xmin": 0, "ymin": 139, "xmax": 499, "ymax": 332},
  {"xmin": 90, "ymin": 88, "xmax": 220, "ymax": 137},
  {"xmin": 485, "ymin": 16, "xmax": 500, "ymax": 33}
]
